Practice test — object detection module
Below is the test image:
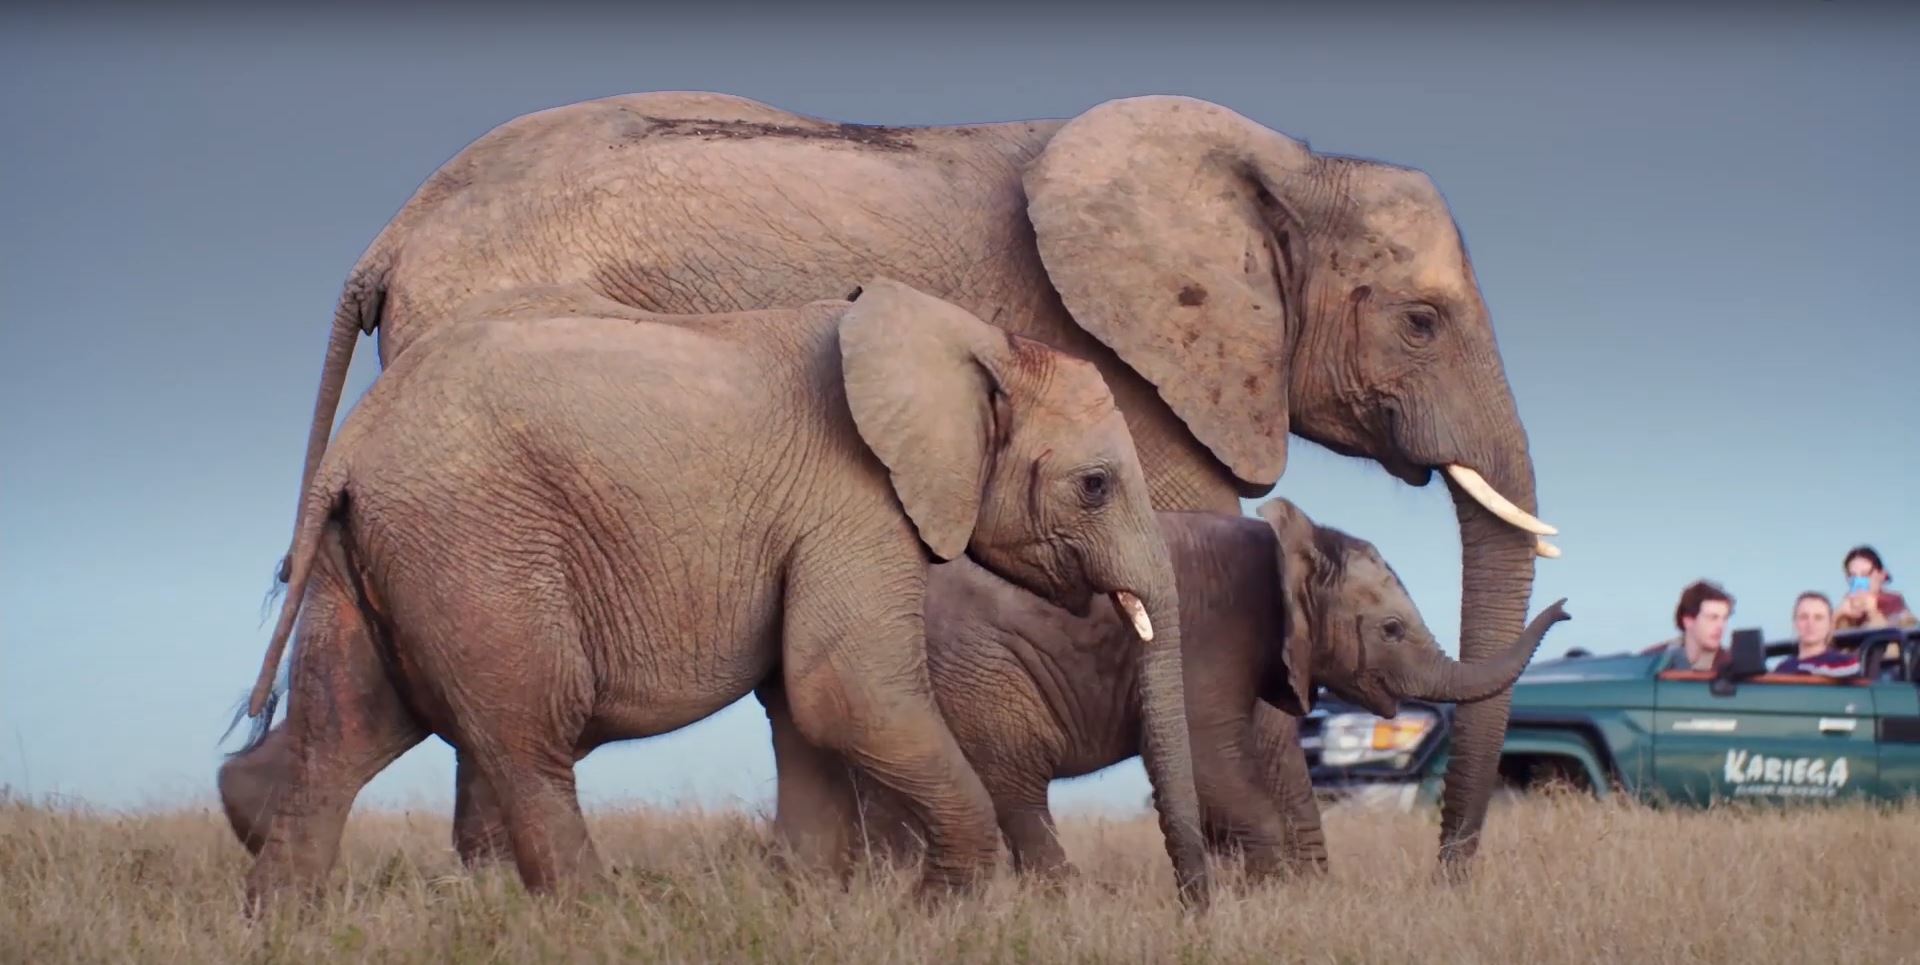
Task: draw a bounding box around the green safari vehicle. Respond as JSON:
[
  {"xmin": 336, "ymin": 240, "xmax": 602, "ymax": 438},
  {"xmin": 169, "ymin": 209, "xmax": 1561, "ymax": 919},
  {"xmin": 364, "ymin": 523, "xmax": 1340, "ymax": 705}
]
[{"xmin": 1300, "ymin": 625, "xmax": 1920, "ymax": 807}]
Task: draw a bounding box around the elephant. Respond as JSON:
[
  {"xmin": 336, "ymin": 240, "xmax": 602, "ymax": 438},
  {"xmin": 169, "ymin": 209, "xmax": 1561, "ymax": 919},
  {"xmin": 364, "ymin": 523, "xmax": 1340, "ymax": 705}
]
[
  {"xmin": 228, "ymin": 278, "xmax": 1212, "ymax": 909},
  {"xmin": 223, "ymin": 495, "xmax": 1569, "ymax": 893},
  {"xmin": 758, "ymin": 497, "xmax": 1572, "ymax": 885},
  {"xmin": 276, "ymin": 89, "xmax": 1561, "ymax": 875}
]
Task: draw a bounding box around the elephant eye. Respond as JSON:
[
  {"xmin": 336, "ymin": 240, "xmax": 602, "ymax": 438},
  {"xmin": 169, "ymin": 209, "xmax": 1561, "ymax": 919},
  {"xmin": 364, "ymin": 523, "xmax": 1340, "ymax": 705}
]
[
  {"xmin": 1403, "ymin": 309, "xmax": 1438, "ymax": 340},
  {"xmin": 1077, "ymin": 468, "xmax": 1112, "ymax": 507},
  {"xmin": 1382, "ymin": 617, "xmax": 1406, "ymax": 639}
]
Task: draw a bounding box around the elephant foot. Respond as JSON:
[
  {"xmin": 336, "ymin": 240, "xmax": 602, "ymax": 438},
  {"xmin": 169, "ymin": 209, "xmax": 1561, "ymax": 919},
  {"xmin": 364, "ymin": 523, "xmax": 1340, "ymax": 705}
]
[
  {"xmin": 1239, "ymin": 859, "xmax": 1327, "ymax": 893},
  {"xmin": 1433, "ymin": 839, "xmax": 1480, "ymax": 887},
  {"xmin": 454, "ymin": 828, "xmax": 516, "ymax": 870},
  {"xmin": 1276, "ymin": 860, "xmax": 1329, "ymax": 885},
  {"xmin": 908, "ymin": 874, "xmax": 976, "ymax": 909},
  {"xmin": 1238, "ymin": 846, "xmax": 1329, "ymax": 886},
  {"xmin": 1025, "ymin": 860, "xmax": 1082, "ymax": 899},
  {"xmin": 243, "ymin": 857, "xmax": 327, "ymax": 922},
  {"xmin": 909, "ymin": 858, "xmax": 996, "ymax": 907},
  {"xmin": 765, "ymin": 841, "xmax": 856, "ymax": 903},
  {"xmin": 1286, "ymin": 847, "xmax": 1331, "ymax": 880}
]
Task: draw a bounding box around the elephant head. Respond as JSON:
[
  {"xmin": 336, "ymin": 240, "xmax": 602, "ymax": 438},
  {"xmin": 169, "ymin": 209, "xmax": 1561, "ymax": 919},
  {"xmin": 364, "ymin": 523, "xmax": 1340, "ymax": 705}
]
[
  {"xmin": 837, "ymin": 277, "xmax": 1209, "ymax": 904},
  {"xmin": 1258, "ymin": 497, "xmax": 1569, "ymax": 720},
  {"xmin": 1023, "ymin": 95, "xmax": 1559, "ymax": 868}
]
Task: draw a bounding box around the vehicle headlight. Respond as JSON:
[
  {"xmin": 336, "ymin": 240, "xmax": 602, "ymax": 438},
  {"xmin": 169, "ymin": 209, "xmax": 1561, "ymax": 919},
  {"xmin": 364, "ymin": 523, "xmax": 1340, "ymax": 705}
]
[{"xmin": 1318, "ymin": 709, "xmax": 1437, "ymax": 767}]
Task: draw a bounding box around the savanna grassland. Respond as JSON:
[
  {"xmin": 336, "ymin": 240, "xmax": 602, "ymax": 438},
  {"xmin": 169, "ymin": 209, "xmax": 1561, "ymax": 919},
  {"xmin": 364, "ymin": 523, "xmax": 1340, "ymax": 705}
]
[{"xmin": 3, "ymin": 788, "xmax": 1914, "ymax": 964}]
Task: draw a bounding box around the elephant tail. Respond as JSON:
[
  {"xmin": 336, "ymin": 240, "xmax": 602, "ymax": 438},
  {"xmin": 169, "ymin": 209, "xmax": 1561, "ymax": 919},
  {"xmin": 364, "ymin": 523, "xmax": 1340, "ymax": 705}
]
[
  {"xmin": 275, "ymin": 244, "xmax": 391, "ymax": 587},
  {"xmin": 244, "ymin": 453, "xmax": 353, "ymax": 730}
]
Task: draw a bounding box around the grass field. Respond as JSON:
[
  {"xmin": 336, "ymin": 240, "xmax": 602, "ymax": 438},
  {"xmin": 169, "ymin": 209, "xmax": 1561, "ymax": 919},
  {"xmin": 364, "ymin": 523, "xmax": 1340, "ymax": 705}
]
[{"xmin": 3, "ymin": 788, "xmax": 1915, "ymax": 963}]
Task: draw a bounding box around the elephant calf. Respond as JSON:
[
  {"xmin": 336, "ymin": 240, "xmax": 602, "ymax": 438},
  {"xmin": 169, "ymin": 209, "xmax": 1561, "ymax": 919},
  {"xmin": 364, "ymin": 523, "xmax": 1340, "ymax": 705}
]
[
  {"xmin": 761, "ymin": 496, "xmax": 1571, "ymax": 884},
  {"xmin": 225, "ymin": 278, "xmax": 1213, "ymax": 909}
]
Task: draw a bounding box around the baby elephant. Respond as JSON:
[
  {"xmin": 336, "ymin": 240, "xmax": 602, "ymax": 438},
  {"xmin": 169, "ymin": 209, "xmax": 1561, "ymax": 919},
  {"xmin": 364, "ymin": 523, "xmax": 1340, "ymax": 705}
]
[
  {"xmin": 225, "ymin": 278, "xmax": 1212, "ymax": 909},
  {"xmin": 759, "ymin": 496, "xmax": 1571, "ymax": 883}
]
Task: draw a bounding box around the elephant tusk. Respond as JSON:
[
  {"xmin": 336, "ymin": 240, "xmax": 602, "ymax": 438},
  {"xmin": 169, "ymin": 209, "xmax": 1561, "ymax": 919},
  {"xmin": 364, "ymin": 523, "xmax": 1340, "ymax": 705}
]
[
  {"xmin": 1443, "ymin": 464, "xmax": 1558, "ymax": 537},
  {"xmin": 1535, "ymin": 538, "xmax": 1561, "ymax": 559},
  {"xmin": 1111, "ymin": 591, "xmax": 1154, "ymax": 642}
]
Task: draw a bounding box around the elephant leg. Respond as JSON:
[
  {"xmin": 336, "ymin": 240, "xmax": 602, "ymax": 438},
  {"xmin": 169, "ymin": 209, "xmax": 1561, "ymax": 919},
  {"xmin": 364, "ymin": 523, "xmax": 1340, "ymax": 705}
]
[
  {"xmin": 756, "ymin": 679, "xmax": 863, "ymax": 879},
  {"xmin": 451, "ymin": 749, "xmax": 514, "ymax": 868},
  {"xmin": 465, "ymin": 740, "xmax": 600, "ymax": 894},
  {"xmin": 436, "ymin": 632, "xmax": 600, "ymax": 893},
  {"xmin": 845, "ymin": 767, "xmax": 932, "ymax": 869},
  {"xmin": 1189, "ymin": 729, "xmax": 1293, "ymax": 884},
  {"xmin": 217, "ymin": 720, "xmax": 296, "ymax": 855},
  {"xmin": 778, "ymin": 553, "xmax": 1001, "ymax": 897},
  {"xmin": 244, "ymin": 533, "xmax": 427, "ymax": 912},
  {"xmin": 1246, "ymin": 703, "xmax": 1328, "ymax": 878},
  {"xmin": 987, "ymin": 769, "xmax": 1073, "ymax": 883}
]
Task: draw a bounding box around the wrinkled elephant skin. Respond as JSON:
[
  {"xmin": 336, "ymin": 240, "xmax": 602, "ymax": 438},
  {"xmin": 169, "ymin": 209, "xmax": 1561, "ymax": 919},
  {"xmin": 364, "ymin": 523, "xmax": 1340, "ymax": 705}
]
[
  {"xmin": 764, "ymin": 497, "xmax": 1571, "ymax": 883},
  {"xmin": 227, "ymin": 496, "xmax": 1568, "ymax": 895},
  {"xmin": 229, "ymin": 281, "xmax": 1210, "ymax": 910},
  {"xmin": 278, "ymin": 90, "xmax": 1558, "ymax": 875}
]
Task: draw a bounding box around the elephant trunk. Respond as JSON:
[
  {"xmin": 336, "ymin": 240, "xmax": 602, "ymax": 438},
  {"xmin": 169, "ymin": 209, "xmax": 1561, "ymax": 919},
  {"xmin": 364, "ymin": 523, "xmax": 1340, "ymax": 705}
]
[
  {"xmin": 1437, "ymin": 455, "xmax": 1540, "ymax": 879},
  {"xmin": 1098, "ymin": 548, "xmax": 1210, "ymax": 908},
  {"xmin": 1399, "ymin": 599, "xmax": 1571, "ymax": 703}
]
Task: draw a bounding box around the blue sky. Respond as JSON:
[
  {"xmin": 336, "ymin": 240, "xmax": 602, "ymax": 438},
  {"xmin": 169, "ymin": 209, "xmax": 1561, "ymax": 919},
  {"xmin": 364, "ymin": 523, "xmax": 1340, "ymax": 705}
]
[{"xmin": 3, "ymin": 4, "xmax": 1915, "ymax": 817}]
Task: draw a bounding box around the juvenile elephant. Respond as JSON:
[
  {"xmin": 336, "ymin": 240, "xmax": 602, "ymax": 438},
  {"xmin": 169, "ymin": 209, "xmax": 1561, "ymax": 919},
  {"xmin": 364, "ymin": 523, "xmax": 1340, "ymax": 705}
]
[
  {"xmin": 229, "ymin": 279, "xmax": 1211, "ymax": 909},
  {"xmin": 762, "ymin": 497, "xmax": 1572, "ymax": 883},
  {"xmin": 226, "ymin": 496, "xmax": 1567, "ymax": 889},
  {"xmin": 278, "ymin": 90, "xmax": 1560, "ymax": 874}
]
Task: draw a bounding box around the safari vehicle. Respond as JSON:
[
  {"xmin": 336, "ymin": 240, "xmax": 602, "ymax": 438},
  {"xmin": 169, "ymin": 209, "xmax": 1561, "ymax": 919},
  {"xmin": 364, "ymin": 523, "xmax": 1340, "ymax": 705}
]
[{"xmin": 1300, "ymin": 625, "xmax": 1920, "ymax": 808}]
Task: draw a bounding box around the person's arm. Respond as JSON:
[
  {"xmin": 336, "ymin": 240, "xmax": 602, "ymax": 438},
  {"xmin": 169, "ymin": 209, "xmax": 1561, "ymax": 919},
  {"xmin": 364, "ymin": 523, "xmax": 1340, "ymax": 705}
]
[
  {"xmin": 1882, "ymin": 593, "xmax": 1917, "ymax": 627},
  {"xmin": 1835, "ymin": 594, "xmax": 1872, "ymax": 628}
]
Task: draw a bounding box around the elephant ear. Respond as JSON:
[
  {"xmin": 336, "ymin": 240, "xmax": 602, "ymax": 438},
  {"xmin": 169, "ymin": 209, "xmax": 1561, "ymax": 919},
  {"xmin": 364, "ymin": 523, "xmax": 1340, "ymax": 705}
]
[
  {"xmin": 1255, "ymin": 497, "xmax": 1323, "ymax": 716},
  {"xmin": 838, "ymin": 277, "xmax": 1006, "ymax": 561},
  {"xmin": 1024, "ymin": 95, "xmax": 1316, "ymax": 489}
]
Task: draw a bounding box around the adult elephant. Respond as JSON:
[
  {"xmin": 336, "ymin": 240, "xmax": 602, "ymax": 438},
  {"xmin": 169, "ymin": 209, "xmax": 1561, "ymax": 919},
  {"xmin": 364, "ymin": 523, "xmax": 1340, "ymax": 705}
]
[{"xmin": 280, "ymin": 90, "xmax": 1559, "ymax": 876}]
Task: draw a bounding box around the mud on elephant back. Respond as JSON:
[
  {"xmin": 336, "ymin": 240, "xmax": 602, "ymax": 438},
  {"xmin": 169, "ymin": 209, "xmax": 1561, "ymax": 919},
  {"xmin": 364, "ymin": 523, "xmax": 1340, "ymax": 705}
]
[
  {"xmin": 225, "ymin": 278, "xmax": 1212, "ymax": 912},
  {"xmin": 269, "ymin": 88, "xmax": 1561, "ymax": 877}
]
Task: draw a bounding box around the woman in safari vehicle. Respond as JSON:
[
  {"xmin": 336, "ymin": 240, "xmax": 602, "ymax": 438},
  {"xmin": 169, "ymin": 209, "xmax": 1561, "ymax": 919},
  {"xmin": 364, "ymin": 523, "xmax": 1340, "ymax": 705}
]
[{"xmin": 1834, "ymin": 546, "xmax": 1916, "ymax": 631}]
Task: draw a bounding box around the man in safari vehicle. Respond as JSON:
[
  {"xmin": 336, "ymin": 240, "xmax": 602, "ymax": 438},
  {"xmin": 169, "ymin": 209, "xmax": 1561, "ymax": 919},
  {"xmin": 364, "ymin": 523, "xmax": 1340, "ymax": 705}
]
[
  {"xmin": 1775, "ymin": 591, "xmax": 1859, "ymax": 677},
  {"xmin": 1643, "ymin": 580, "xmax": 1735, "ymax": 672}
]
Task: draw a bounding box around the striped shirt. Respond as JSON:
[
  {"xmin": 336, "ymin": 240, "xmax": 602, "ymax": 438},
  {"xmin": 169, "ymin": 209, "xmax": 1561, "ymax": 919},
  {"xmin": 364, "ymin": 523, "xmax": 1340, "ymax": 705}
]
[{"xmin": 1775, "ymin": 647, "xmax": 1860, "ymax": 678}]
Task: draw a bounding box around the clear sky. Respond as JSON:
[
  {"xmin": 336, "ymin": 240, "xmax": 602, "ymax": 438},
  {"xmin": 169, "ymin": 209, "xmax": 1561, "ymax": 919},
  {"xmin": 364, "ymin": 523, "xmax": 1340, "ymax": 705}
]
[{"xmin": 3, "ymin": 3, "xmax": 1915, "ymax": 817}]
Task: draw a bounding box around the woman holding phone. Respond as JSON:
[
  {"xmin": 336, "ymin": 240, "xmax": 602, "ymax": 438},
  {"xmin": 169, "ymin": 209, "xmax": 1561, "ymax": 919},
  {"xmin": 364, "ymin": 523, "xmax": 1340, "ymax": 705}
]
[{"xmin": 1835, "ymin": 545, "xmax": 1917, "ymax": 630}]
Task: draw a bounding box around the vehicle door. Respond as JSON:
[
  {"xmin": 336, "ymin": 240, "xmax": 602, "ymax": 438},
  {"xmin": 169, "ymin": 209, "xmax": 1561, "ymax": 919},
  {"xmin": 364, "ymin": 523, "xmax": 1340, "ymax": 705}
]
[
  {"xmin": 1862, "ymin": 631, "xmax": 1920, "ymax": 800},
  {"xmin": 1652, "ymin": 663, "xmax": 1878, "ymax": 805}
]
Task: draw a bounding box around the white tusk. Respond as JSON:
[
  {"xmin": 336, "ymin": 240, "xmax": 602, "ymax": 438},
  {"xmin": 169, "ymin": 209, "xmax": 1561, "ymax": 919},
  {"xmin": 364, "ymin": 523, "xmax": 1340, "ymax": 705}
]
[
  {"xmin": 1534, "ymin": 538, "xmax": 1561, "ymax": 559},
  {"xmin": 1443, "ymin": 464, "xmax": 1559, "ymax": 537},
  {"xmin": 1111, "ymin": 591, "xmax": 1154, "ymax": 642}
]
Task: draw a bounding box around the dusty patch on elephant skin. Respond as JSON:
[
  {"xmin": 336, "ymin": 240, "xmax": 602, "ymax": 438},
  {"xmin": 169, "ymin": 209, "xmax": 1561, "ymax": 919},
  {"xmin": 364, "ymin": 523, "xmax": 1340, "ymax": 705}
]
[
  {"xmin": 1176, "ymin": 284, "xmax": 1208, "ymax": 307},
  {"xmin": 627, "ymin": 115, "xmax": 919, "ymax": 152}
]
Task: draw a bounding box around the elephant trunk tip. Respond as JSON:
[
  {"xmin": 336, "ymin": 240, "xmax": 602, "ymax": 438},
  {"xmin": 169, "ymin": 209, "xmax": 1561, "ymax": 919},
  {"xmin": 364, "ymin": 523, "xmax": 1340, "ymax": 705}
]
[{"xmin": 1410, "ymin": 597, "xmax": 1572, "ymax": 704}]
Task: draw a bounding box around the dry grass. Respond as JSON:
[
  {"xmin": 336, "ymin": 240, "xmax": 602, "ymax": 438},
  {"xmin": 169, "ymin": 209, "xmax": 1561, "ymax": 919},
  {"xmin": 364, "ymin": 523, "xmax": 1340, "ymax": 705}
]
[{"xmin": 3, "ymin": 788, "xmax": 1915, "ymax": 964}]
